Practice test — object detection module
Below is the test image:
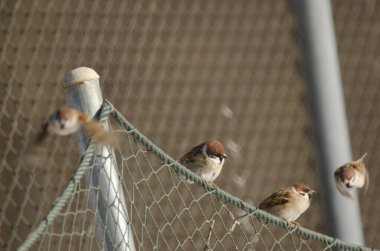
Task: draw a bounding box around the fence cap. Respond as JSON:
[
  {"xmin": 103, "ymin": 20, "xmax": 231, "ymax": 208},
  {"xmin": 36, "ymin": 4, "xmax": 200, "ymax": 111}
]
[{"xmin": 64, "ymin": 67, "xmax": 100, "ymax": 88}]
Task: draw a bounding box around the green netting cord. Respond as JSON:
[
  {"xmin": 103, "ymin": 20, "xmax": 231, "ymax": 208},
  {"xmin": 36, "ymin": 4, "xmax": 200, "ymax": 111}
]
[
  {"xmin": 17, "ymin": 113, "xmax": 103, "ymax": 251},
  {"xmin": 104, "ymin": 100, "xmax": 375, "ymax": 251},
  {"xmin": 17, "ymin": 100, "xmax": 377, "ymax": 251}
]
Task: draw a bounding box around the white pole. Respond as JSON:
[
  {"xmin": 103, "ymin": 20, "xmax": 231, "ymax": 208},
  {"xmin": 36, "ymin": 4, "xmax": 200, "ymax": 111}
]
[
  {"xmin": 293, "ymin": 0, "xmax": 364, "ymax": 245},
  {"xmin": 64, "ymin": 67, "xmax": 136, "ymax": 251}
]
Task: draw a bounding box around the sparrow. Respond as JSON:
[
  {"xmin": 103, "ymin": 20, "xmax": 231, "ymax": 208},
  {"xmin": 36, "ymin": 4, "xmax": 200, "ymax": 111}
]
[
  {"xmin": 178, "ymin": 140, "xmax": 227, "ymax": 186},
  {"xmin": 334, "ymin": 153, "xmax": 369, "ymax": 199},
  {"xmin": 258, "ymin": 183, "xmax": 316, "ymax": 226},
  {"xmin": 25, "ymin": 108, "xmax": 114, "ymax": 165}
]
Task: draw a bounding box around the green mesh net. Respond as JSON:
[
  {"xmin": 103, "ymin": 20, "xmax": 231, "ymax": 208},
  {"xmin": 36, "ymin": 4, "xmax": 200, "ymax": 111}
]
[{"xmin": 16, "ymin": 101, "xmax": 375, "ymax": 251}]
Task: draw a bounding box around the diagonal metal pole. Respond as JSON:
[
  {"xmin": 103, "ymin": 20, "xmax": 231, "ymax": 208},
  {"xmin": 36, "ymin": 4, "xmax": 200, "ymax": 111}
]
[
  {"xmin": 293, "ymin": 0, "xmax": 364, "ymax": 245},
  {"xmin": 64, "ymin": 67, "xmax": 136, "ymax": 251}
]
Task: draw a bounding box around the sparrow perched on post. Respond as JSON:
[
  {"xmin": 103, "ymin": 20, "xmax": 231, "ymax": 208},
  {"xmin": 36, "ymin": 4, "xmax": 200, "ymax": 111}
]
[
  {"xmin": 25, "ymin": 107, "xmax": 113, "ymax": 164},
  {"xmin": 334, "ymin": 153, "xmax": 369, "ymax": 199},
  {"xmin": 258, "ymin": 183, "xmax": 316, "ymax": 226},
  {"xmin": 178, "ymin": 140, "xmax": 227, "ymax": 186}
]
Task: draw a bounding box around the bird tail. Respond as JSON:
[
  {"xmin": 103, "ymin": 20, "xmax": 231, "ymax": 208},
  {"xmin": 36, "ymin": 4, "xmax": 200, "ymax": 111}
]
[{"xmin": 356, "ymin": 153, "xmax": 367, "ymax": 163}]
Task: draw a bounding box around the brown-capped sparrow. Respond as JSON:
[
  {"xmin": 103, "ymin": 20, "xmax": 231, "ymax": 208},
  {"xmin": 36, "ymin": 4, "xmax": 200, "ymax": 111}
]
[
  {"xmin": 258, "ymin": 183, "xmax": 316, "ymax": 226},
  {"xmin": 25, "ymin": 108, "xmax": 113, "ymax": 164},
  {"xmin": 178, "ymin": 140, "xmax": 227, "ymax": 186},
  {"xmin": 334, "ymin": 153, "xmax": 369, "ymax": 199}
]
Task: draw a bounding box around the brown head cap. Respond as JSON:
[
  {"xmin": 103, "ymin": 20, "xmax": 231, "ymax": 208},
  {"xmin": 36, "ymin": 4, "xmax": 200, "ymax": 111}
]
[
  {"xmin": 204, "ymin": 140, "xmax": 227, "ymax": 158},
  {"xmin": 293, "ymin": 183, "xmax": 315, "ymax": 193},
  {"xmin": 57, "ymin": 108, "xmax": 75, "ymax": 120}
]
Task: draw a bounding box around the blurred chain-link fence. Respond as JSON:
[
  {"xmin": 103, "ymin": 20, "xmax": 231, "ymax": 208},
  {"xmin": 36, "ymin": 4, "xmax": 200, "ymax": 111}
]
[{"xmin": 1, "ymin": 0, "xmax": 379, "ymax": 250}]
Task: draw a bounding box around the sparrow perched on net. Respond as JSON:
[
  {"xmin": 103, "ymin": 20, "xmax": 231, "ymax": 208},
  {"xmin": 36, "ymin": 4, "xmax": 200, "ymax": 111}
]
[
  {"xmin": 25, "ymin": 107, "xmax": 113, "ymax": 164},
  {"xmin": 258, "ymin": 183, "xmax": 316, "ymax": 226},
  {"xmin": 334, "ymin": 153, "xmax": 369, "ymax": 199},
  {"xmin": 178, "ymin": 140, "xmax": 227, "ymax": 186}
]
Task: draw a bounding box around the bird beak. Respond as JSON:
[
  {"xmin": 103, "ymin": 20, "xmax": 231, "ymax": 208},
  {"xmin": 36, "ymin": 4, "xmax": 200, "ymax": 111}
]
[
  {"xmin": 222, "ymin": 153, "xmax": 228, "ymax": 159},
  {"xmin": 309, "ymin": 189, "xmax": 317, "ymax": 195}
]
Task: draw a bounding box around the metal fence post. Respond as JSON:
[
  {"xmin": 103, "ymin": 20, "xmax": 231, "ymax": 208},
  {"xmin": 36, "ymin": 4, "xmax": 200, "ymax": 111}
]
[
  {"xmin": 293, "ymin": 0, "xmax": 365, "ymax": 245},
  {"xmin": 64, "ymin": 67, "xmax": 136, "ymax": 251}
]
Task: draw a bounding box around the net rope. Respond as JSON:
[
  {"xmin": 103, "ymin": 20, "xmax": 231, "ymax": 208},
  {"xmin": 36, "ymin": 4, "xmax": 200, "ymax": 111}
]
[{"xmin": 17, "ymin": 100, "xmax": 377, "ymax": 251}]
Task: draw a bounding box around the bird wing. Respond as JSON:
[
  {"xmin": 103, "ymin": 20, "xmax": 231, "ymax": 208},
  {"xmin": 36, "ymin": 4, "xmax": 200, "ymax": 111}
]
[
  {"xmin": 258, "ymin": 189, "xmax": 290, "ymax": 209},
  {"xmin": 23, "ymin": 122, "xmax": 51, "ymax": 167},
  {"xmin": 35, "ymin": 122, "xmax": 51, "ymax": 145},
  {"xmin": 363, "ymin": 167, "xmax": 369, "ymax": 194},
  {"xmin": 76, "ymin": 111, "xmax": 115, "ymax": 145},
  {"xmin": 82, "ymin": 120, "xmax": 114, "ymax": 145},
  {"xmin": 178, "ymin": 143, "xmax": 204, "ymax": 165}
]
